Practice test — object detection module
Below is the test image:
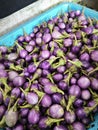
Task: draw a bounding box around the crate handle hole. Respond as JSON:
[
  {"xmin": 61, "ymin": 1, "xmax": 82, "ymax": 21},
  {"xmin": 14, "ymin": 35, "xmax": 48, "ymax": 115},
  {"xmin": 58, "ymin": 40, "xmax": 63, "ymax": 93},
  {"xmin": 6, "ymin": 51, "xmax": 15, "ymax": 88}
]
[{"xmin": 91, "ymin": 124, "xmax": 95, "ymax": 127}]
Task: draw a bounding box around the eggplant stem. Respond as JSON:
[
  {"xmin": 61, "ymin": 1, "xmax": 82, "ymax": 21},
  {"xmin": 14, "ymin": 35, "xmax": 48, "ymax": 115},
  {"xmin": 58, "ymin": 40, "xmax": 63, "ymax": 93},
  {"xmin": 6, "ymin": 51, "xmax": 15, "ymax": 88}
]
[
  {"xmin": 8, "ymin": 96, "xmax": 16, "ymax": 110},
  {"xmin": 47, "ymin": 74, "xmax": 54, "ymax": 83},
  {"xmin": 93, "ymin": 29, "xmax": 98, "ymax": 34},
  {"xmin": 20, "ymin": 88, "xmax": 27, "ymax": 96},
  {"xmin": 33, "ymin": 89, "xmax": 45, "ymax": 98},
  {"xmin": 30, "ymin": 72, "xmax": 39, "ymax": 83},
  {"xmin": 81, "ymin": 69, "xmax": 88, "ymax": 76},
  {"xmin": 48, "ymin": 24, "xmax": 53, "ymax": 34},
  {"xmin": 46, "ymin": 117, "xmax": 64, "ymax": 126},
  {"xmin": 29, "ymin": 47, "xmax": 39, "ymax": 55},
  {"xmin": 25, "ymin": 78, "xmax": 31, "ymax": 92},
  {"xmin": 0, "ymin": 116, "xmax": 5, "ymax": 128},
  {"xmin": 85, "ymin": 104, "xmax": 98, "ymax": 114},
  {"xmin": 52, "ymin": 58, "xmax": 65, "ymax": 69},
  {"xmin": 66, "ymin": 95, "xmax": 76, "ymax": 111},
  {"xmin": 60, "ymin": 97, "xmax": 66, "ymax": 107},
  {"xmin": 19, "ymin": 104, "xmax": 32, "ymax": 109},
  {"xmin": 50, "ymin": 44, "xmax": 54, "ymax": 52},
  {"xmin": 12, "ymin": 98, "xmax": 19, "ymax": 111},
  {"xmin": 0, "ymin": 78, "xmax": 11, "ymax": 91},
  {"xmin": 68, "ymin": 59, "xmax": 83, "ymax": 68},
  {"xmin": 51, "ymin": 85, "xmax": 64, "ymax": 95},
  {"xmin": 48, "ymin": 57, "xmax": 60, "ymax": 65},
  {"xmin": 15, "ymin": 41, "xmax": 24, "ymax": 50},
  {"xmin": 89, "ymin": 88, "xmax": 98, "ymax": 98},
  {"xmin": 88, "ymin": 67, "xmax": 98, "ymax": 75},
  {"xmin": 63, "ymin": 71, "xmax": 72, "ymax": 85},
  {"xmin": 10, "ymin": 64, "xmax": 23, "ymax": 71},
  {"xmin": 88, "ymin": 17, "xmax": 93, "ymax": 25}
]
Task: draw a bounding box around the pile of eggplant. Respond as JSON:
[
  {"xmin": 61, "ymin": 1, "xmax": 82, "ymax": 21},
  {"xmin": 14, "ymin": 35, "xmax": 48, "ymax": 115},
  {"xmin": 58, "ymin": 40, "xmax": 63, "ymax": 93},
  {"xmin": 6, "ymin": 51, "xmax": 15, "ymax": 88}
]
[{"xmin": 0, "ymin": 9, "xmax": 98, "ymax": 130}]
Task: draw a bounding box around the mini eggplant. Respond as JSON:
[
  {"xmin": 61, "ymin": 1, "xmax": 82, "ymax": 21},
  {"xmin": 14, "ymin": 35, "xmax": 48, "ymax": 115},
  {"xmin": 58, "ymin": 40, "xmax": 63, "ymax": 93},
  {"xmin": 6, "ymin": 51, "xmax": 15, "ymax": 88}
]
[
  {"xmin": 28, "ymin": 109, "xmax": 40, "ymax": 124},
  {"xmin": 72, "ymin": 122, "xmax": 86, "ymax": 130},
  {"xmin": 53, "ymin": 125, "xmax": 67, "ymax": 130},
  {"xmin": 77, "ymin": 76, "xmax": 90, "ymax": 89},
  {"xmin": 64, "ymin": 111, "xmax": 76, "ymax": 124},
  {"xmin": 13, "ymin": 76, "xmax": 25, "ymax": 87},
  {"xmin": 41, "ymin": 94, "xmax": 52, "ymax": 108},
  {"xmin": 48, "ymin": 104, "xmax": 64, "ymax": 118}
]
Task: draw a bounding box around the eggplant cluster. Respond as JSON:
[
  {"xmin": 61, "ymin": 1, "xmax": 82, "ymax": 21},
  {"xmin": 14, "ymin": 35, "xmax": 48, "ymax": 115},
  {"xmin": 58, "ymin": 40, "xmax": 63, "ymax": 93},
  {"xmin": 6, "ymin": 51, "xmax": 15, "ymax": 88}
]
[{"xmin": 0, "ymin": 9, "xmax": 98, "ymax": 130}]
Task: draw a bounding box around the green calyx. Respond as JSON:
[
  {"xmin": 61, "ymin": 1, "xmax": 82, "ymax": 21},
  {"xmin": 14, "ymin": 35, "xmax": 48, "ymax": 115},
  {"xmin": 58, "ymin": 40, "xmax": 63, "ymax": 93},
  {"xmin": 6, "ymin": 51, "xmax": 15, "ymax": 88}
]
[
  {"xmin": 81, "ymin": 31, "xmax": 87, "ymax": 38},
  {"xmin": 84, "ymin": 104, "xmax": 98, "ymax": 115},
  {"xmin": 15, "ymin": 41, "xmax": 24, "ymax": 50},
  {"xmin": 93, "ymin": 29, "xmax": 98, "ymax": 34},
  {"xmin": 81, "ymin": 69, "xmax": 88, "ymax": 76},
  {"xmin": 50, "ymin": 42, "xmax": 55, "ymax": 52},
  {"xmin": 7, "ymin": 96, "xmax": 16, "ymax": 110},
  {"xmin": 68, "ymin": 125, "xmax": 73, "ymax": 130},
  {"xmin": 52, "ymin": 58, "xmax": 66, "ymax": 69},
  {"xmin": 47, "ymin": 74, "xmax": 54, "ymax": 83},
  {"xmin": 69, "ymin": 65, "xmax": 78, "ymax": 73},
  {"xmin": 8, "ymin": 97, "xmax": 19, "ymax": 111},
  {"xmin": 60, "ymin": 96, "xmax": 66, "ymax": 107},
  {"xmin": 63, "ymin": 71, "xmax": 72, "ymax": 85},
  {"xmin": 66, "ymin": 95, "xmax": 76, "ymax": 112},
  {"xmin": 62, "ymin": 31, "xmax": 70, "ymax": 37},
  {"xmin": 59, "ymin": 33, "xmax": 70, "ymax": 39},
  {"xmin": 0, "ymin": 116, "xmax": 6, "ymax": 128},
  {"xmin": 92, "ymin": 40, "xmax": 97, "ymax": 47},
  {"xmin": 22, "ymin": 42, "xmax": 28, "ymax": 45},
  {"xmin": 51, "ymin": 85, "xmax": 64, "ymax": 95},
  {"xmin": 81, "ymin": 45, "xmax": 97, "ymax": 53},
  {"xmin": 88, "ymin": 17, "xmax": 93, "ymax": 26},
  {"xmin": 29, "ymin": 47, "xmax": 39, "ymax": 55},
  {"xmin": 19, "ymin": 104, "xmax": 33, "ymax": 109},
  {"xmin": 33, "ymin": 89, "xmax": 45, "ymax": 104},
  {"xmin": 33, "ymin": 58, "xmax": 43, "ymax": 67},
  {"xmin": 46, "ymin": 117, "xmax": 64, "ymax": 126},
  {"xmin": 53, "ymin": 39, "xmax": 63, "ymax": 48},
  {"xmin": 30, "ymin": 69, "xmax": 41, "ymax": 83},
  {"xmin": 48, "ymin": 57, "xmax": 60, "ymax": 65},
  {"xmin": 57, "ymin": 50, "xmax": 66, "ymax": 60},
  {"xmin": 48, "ymin": 23, "xmax": 54, "ymax": 34},
  {"xmin": 33, "ymin": 89, "xmax": 45, "ymax": 98},
  {"xmin": 68, "ymin": 59, "xmax": 83, "ymax": 68},
  {"xmin": 10, "ymin": 64, "xmax": 23, "ymax": 71},
  {"xmin": 20, "ymin": 87, "xmax": 28, "ymax": 97},
  {"xmin": 0, "ymin": 78, "xmax": 11, "ymax": 93},
  {"xmin": 88, "ymin": 67, "xmax": 98, "ymax": 76},
  {"xmin": 72, "ymin": 22, "xmax": 79, "ymax": 29},
  {"xmin": 89, "ymin": 88, "xmax": 98, "ymax": 99},
  {"xmin": 82, "ymin": 37, "xmax": 88, "ymax": 44},
  {"xmin": 73, "ymin": 35, "xmax": 81, "ymax": 46}
]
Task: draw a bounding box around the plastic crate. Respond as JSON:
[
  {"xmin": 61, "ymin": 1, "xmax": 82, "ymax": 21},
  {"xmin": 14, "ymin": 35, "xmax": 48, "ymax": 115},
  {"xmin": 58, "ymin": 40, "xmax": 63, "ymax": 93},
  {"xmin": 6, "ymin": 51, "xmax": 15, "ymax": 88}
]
[{"xmin": 0, "ymin": 2, "xmax": 98, "ymax": 130}]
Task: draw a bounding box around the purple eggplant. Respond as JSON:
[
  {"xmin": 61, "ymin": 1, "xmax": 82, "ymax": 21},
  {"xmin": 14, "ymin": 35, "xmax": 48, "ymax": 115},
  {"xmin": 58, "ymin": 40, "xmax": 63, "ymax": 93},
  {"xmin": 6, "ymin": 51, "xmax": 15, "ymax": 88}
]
[
  {"xmin": 41, "ymin": 94, "xmax": 52, "ymax": 107},
  {"xmin": 13, "ymin": 124, "xmax": 24, "ymax": 130},
  {"xmin": 53, "ymin": 125, "xmax": 67, "ymax": 130},
  {"xmin": 13, "ymin": 76, "xmax": 25, "ymax": 87},
  {"xmin": 72, "ymin": 122, "xmax": 86, "ymax": 130},
  {"xmin": 78, "ymin": 76, "xmax": 90, "ymax": 89},
  {"xmin": 48, "ymin": 104, "xmax": 64, "ymax": 118},
  {"xmin": 64, "ymin": 111, "xmax": 76, "ymax": 124},
  {"xmin": 81, "ymin": 90, "xmax": 91, "ymax": 100},
  {"xmin": 28, "ymin": 109, "xmax": 40, "ymax": 124}
]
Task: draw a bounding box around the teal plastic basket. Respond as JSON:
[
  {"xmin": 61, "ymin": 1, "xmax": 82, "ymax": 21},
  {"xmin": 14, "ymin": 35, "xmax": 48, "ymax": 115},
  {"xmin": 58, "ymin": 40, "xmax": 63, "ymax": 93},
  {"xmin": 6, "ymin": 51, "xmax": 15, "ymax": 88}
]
[{"xmin": 0, "ymin": 2, "xmax": 98, "ymax": 130}]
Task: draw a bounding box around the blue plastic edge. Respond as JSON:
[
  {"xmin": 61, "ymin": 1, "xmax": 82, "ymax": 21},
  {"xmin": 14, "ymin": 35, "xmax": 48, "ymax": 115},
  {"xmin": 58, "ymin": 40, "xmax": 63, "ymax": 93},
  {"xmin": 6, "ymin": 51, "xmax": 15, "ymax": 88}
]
[
  {"xmin": 0, "ymin": 2, "xmax": 98, "ymax": 47},
  {"xmin": 0, "ymin": 2, "xmax": 98, "ymax": 130}
]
